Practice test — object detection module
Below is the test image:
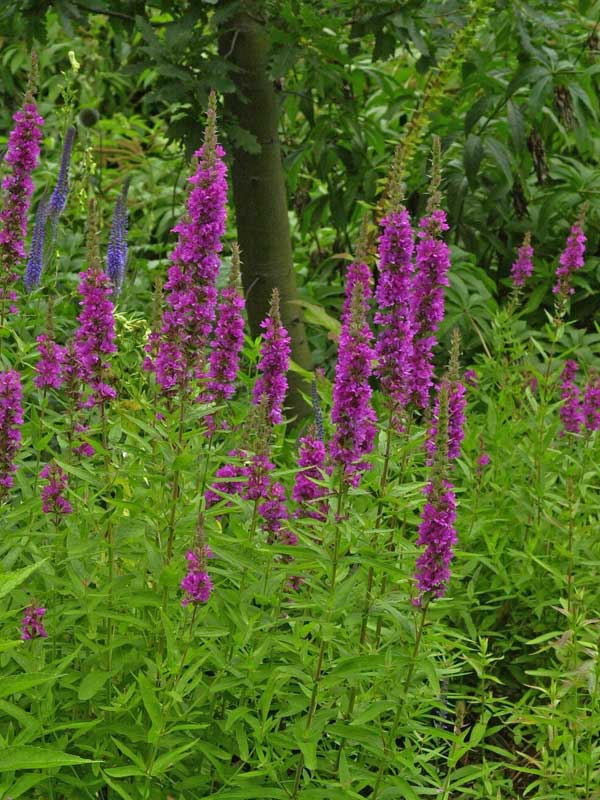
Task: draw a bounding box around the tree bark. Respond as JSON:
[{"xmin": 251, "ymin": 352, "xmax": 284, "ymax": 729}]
[{"xmin": 220, "ymin": 6, "xmax": 312, "ymax": 420}]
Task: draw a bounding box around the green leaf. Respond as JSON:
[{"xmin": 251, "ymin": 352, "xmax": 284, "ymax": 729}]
[
  {"xmin": 0, "ymin": 673, "xmax": 56, "ymax": 700},
  {"xmin": 507, "ymin": 99, "xmax": 525, "ymax": 152},
  {"xmin": 0, "ymin": 561, "xmax": 46, "ymax": 600},
  {"xmin": 464, "ymin": 133, "xmax": 483, "ymax": 186},
  {"xmin": 0, "ymin": 746, "xmax": 94, "ymax": 772},
  {"xmin": 137, "ymin": 673, "xmax": 163, "ymax": 742},
  {"xmin": 78, "ymin": 671, "xmax": 110, "ymax": 701}
]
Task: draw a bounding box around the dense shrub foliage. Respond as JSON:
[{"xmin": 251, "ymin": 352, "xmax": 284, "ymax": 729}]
[{"xmin": 1, "ymin": 43, "xmax": 600, "ymax": 800}]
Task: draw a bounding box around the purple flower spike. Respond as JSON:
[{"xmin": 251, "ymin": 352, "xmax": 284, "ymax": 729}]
[
  {"xmin": 208, "ymin": 244, "xmax": 245, "ymax": 403},
  {"xmin": 559, "ymin": 360, "xmax": 584, "ymax": 435},
  {"xmin": 427, "ymin": 378, "xmax": 466, "ymax": 463},
  {"xmin": 21, "ymin": 604, "xmax": 48, "ymax": 640},
  {"xmin": 73, "ymin": 260, "xmax": 117, "ymax": 408},
  {"xmin": 252, "ymin": 289, "xmax": 291, "ymax": 426},
  {"xmin": 292, "ymin": 432, "xmax": 328, "ymax": 521},
  {"xmin": 48, "ymin": 126, "xmax": 76, "ymax": 219},
  {"xmin": 25, "ymin": 194, "xmax": 49, "ymax": 292},
  {"xmin": 414, "ymin": 481, "xmax": 457, "ymax": 602},
  {"xmin": 181, "ymin": 550, "xmax": 213, "ymax": 606},
  {"xmin": 0, "ymin": 370, "xmax": 24, "ymax": 496},
  {"xmin": 106, "ymin": 180, "xmax": 129, "ymax": 294},
  {"xmin": 40, "ymin": 463, "xmax": 72, "ymax": 516},
  {"xmin": 410, "ymin": 209, "xmax": 451, "ymax": 409},
  {"xmin": 374, "ymin": 207, "xmax": 415, "ymax": 422},
  {"xmin": 553, "ymin": 223, "xmax": 586, "ymax": 300},
  {"xmin": 0, "ymin": 99, "xmax": 44, "ymax": 315},
  {"xmin": 145, "ymin": 93, "xmax": 228, "ymax": 395},
  {"xmin": 34, "ymin": 335, "xmax": 66, "ymax": 390},
  {"xmin": 330, "ymin": 258, "xmax": 376, "ymax": 487},
  {"xmin": 583, "ymin": 373, "xmax": 600, "ymax": 432},
  {"xmin": 510, "ymin": 232, "xmax": 534, "ymax": 289}
]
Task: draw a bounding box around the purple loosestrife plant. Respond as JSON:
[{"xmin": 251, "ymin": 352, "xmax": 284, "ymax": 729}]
[
  {"xmin": 40, "ymin": 463, "xmax": 72, "ymax": 516},
  {"xmin": 24, "ymin": 193, "xmax": 49, "ymax": 291},
  {"xmin": 73, "ymin": 206, "xmax": 117, "ymax": 409},
  {"xmin": 48, "ymin": 126, "xmax": 76, "ymax": 220},
  {"xmin": 414, "ymin": 382, "xmax": 459, "ymax": 604},
  {"xmin": 21, "ymin": 605, "xmax": 47, "ymax": 640},
  {"xmin": 181, "ymin": 548, "xmax": 214, "ymax": 606},
  {"xmin": 208, "ymin": 243, "xmax": 246, "ymax": 403},
  {"xmin": 330, "ymin": 258, "xmax": 376, "ymax": 487},
  {"xmin": 559, "ymin": 360, "xmax": 584, "ymax": 435},
  {"xmin": 510, "ymin": 232, "xmax": 534, "ymax": 290},
  {"xmin": 292, "ymin": 429, "xmax": 328, "ymax": 521},
  {"xmin": 0, "ymin": 88, "xmax": 44, "ymax": 316},
  {"xmin": 252, "ymin": 288, "xmax": 291, "ymax": 426},
  {"xmin": 426, "ymin": 332, "xmax": 466, "ymax": 463},
  {"xmin": 553, "ymin": 218, "xmax": 587, "ymax": 315},
  {"xmin": 583, "ymin": 372, "xmax": 600, "ymax": 432},
  {"xmin": 34, "ymin": 334, "xmax": 66, "ymax": 390},
  {"xmin": 0, "ymin": 370, "xmax": 23, "ymax": 496},
  {"xmin": 410, "ymin": 139, "xmax": 451, "ymax": 409},
  {"xmin": 106, "ymin": 179, "xmax": 129, "ymax": 294},
  {"xmin": 145, "ymin": 93, "xmax": 227, "ymax": 395},
  {"xmin": 374, "ymin": 206, "xmax": 415, "ymax": 424}
]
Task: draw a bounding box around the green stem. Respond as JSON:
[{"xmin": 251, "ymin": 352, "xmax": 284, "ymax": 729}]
[
  {"xmin": 292, "ymin": 475, "xmax": 346, "ymax": 797},
  {"xmin": 371, "ymin": 604, "xmax": 428, "ymax": 800}
]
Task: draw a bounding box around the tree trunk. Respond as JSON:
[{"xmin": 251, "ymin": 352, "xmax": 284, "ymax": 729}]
[{"xmin": 219, "ymin": 7, "xmax": 312, "ymax": 420}]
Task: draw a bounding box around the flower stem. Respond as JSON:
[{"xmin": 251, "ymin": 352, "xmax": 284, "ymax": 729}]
[{"xmin": 371, "ymin": 603, "xmax": 428, "ymax": 799}]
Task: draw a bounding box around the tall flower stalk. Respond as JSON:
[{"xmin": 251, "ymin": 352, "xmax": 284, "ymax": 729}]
[
  {"xmin": 410, "ymin": 138, "xmax": 451, "ymax": 410},
  {"xmin": 553, "ymin": 211, "xmax": 587, "ymax": 318},
  {"xmin": 0, "ymin": 369, "xmax": 24, "ymax": 500},
  {"xmin": 252, "ymin": 288, "xmax": 291, "ymax": 425},
  {"xmin": 0, "ymin": 55, "xmax": 44, "ymax": 324},
  {"xmin": 106, "ymin": 179, "xmax": 130, "ymax": 294},
  {"xmin": 48, "ymin": 125, "xmax": 76, "ymax": 222},
  {"xmin": 330, "ymin": 242, "xmax": 376, "ymax": 487},
  {"xmin": 144, "ymin": 91, "xmax": 227, "ymax": 397}
]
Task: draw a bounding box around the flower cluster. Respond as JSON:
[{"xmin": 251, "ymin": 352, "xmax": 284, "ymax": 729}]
[
  {"xmin": 34, "ymin": 335, "xmax": 67, "ymax": 390},
  {"xmin": 40, "ymin": 463, "xmax": 72, "ymax": 517},
  {"xmin": 510, "ymin": 232, "xmax": 534, "ymax": 289},
  {"xmin": 252, "ymin": 289, "xmax": 291, "ymax": 425},
  {"xmin": 181, "ymin": 549, "xmax": 214, "ymax": 606},
  {"xmin": 0, "ymin": 370, "xmax": 24, "ymax": 495},
  {"xmin": 106, "ymin": 180, "xmax": 129, "ymax": 293},
  {"xmin": 410, "ymin": 209, "xmax": 451, "ymax": 409},
  {"xmin": 25, "ymin": 194, "xmax": 49, "ymax": 291},
  {"xmin": 73, "ymin": 262, "xmax": 117, "ymax": 408},
  {"xmin": 145, "ymin": 95, "xmax": 227, "ymax": 394},
  {"xmin": 427, "ymin": 377, "xmax": 466, "ymax": 462},
  {"xmin": 414, "ymin": 482, "xmax": 457, "ymax": 600},
  {"xmin": 559, "ymin": 360, "xmax": 584, "ymax": 435},
  {"xmin": 583, "ymin": 373, "xmax": 600, "ymax": 432},
  {"xmin": 0, "ymin": 99, "xmax": 44, "ymax": 314},
  {"xmin": 553, "ymin": 224, "xmax": 586, "ymax": 300},
  {"xmin": 330, "ymin": 262, "xmax": 376, "ymax": 487},
  {"xmin": 207, "ymin": 244, "xmax": 246, "ymax": 404},
  {"xmin": 48, "ymin": 126, "xmax": 76, "ymax": 220},
  {"xmin": 374, "ymin": 208, "xmax": 415, "ymax": 421},
  {"xmin": 21, "ymin": 605, "xmax": 48, "ymax": 641},
  {"xmin": 292, "ymin": 431, "xmax": 328, "ymax": 521}
]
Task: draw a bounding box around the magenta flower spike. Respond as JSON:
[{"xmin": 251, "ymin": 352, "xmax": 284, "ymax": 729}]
[
  {"xmin": 73, "ymin": 208, "xmax": 117, "ymax": 409},
  {"xmin": 40, "ymin": 463, "xmax": 72, "ymax": 516},
  {"xmin": 21, "ymin": 604, "xmax": 47, "ymax": 640},
  {"xmin": 330, "ymin": 251, "xmax": 376, "ymax": 487},
  {"xmin": 34, "ymin": 334, "xmax": 66, "ymax": 390},
  {"xmin": 510, "ymin": 232, "xmax": 534, "ymax": 290},
  {"xmin": 252, "ymin": 288, "xmax": 291, "ymax": 426},
  {"xmin": 410, "ymin": 139, "xmax": 451, "ymax": 410},
  {"xmin": 374, "ymin": 206, "xmax": 415, "ymax": 423},
  {"xmin": 559, "ymin": 360, "xmax": 584, "ymax": 435},
  {"xmin": 0, "ymin": 370, "xmax": 24, "ymax": 497},
  {"xmin": 553, "ymin": 221, "xmax": 587, "ymax": 302},
  {"xmin": 292, "ymin": 431, "xmax": 328, "ymax": 521},
  {"xmin": 145, "ymin": 92, "xmax": 228, "ymax": 395},
  {"xmin": 181, "ymin": 549, "xmax": 214, "ymax": 606},
  {"xmin": 0, "ymin": 82, "xmax": 44, "ymax": 316},
  {"xmin": 583, "ymin": 373, "xmax": 600, "ymax": 432},
  {"xmin": 208, "ymin": 243, "xmax": 246, "ymax": 403}
]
